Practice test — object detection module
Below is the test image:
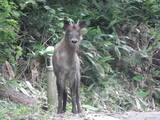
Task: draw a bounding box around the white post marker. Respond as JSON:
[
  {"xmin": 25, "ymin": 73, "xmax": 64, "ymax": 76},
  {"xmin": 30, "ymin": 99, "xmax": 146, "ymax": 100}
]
[{"xmin": 45, "ymin": 46, "xmax": 57, "ymax": 106}]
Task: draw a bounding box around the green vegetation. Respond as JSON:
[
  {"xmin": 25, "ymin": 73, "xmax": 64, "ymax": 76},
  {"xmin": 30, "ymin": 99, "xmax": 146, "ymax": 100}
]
[{"xmin": 0, "ymin": 0, "xmax": 160, "ymax": 119}]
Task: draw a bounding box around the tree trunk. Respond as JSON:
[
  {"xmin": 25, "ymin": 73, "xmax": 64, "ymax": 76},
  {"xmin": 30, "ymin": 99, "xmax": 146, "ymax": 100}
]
[{"xmin": 0, "ymin": 84, "xmax": 37, "ymax": 106}]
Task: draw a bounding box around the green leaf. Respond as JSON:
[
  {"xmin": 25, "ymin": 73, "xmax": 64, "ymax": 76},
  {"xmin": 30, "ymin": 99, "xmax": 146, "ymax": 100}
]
[
  {"xmin": 9, "ymin": 81, "xmax": 20, "ymax": 88},
  {"xmin": 108, "ymin": 19, "xmax": 118, "ymax": 28},
  {"xmin": 104, "ymin": 41, "xmax": 113, "ymax": 47},
  {"xmin": 58, "ymin": 22, "xmax": 63, "ymax": 28},
  {"xmin": 101, "ymin": 56, "xmax": 115, "ymax": 62},
  {"xmin": 44, "ymin": 50, "xmax": 54, "ymax": 55},
  {"xmin": 133, "ymin": 75, "xmax": 144, "ymax": 81},
  {"xmin": 95, "ymin": 63, "xmax": 105, "ymax": 78},
  {"xmin": 119, "ymin": 45, "xmax": 135, "ymax": 53},
  {"xmin": 137, "ymin": 91, "xmax": 149, "ymax": 97},
  {"xmin": 44, "ymin": 5, "xmax": 51, "ymax": 10},
  {"xmin": 0, "ymin": 108, "xmax": 8, "ymax": 116},
  {"xmin": 114, "ymin": 46, "xmax": 121, "ymax": 59},
  {"xmin": 16, "ymin": 46, "xmax": 22, "ymax": 50},
  {"xmin": 17, "ymin": 51, "xmax": 23, "ymax": 56}
]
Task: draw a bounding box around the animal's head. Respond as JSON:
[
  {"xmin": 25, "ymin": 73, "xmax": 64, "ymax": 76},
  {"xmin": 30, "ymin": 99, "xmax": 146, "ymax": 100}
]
[{"xmin": 64, "ymin": 20, "xmax": 86, "ymax": 47}]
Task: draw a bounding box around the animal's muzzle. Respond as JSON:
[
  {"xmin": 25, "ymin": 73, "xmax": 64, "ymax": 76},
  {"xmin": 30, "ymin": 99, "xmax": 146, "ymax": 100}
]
[{"xmin": 71, "ymin": 39, "xmax": 78, "ymax": 44}]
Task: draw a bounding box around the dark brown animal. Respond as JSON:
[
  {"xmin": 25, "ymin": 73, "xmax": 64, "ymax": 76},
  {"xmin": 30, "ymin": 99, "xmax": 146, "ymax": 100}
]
[{"xmin": 52, "ymin": 21, "xmax": 86, "ymax": 114}]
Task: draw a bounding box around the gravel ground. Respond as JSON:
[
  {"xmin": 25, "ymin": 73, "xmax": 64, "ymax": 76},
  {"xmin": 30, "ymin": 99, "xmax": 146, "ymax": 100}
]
[{"xmin": 48, "ymin": 111, "xmax": 160, "ymax": 120}]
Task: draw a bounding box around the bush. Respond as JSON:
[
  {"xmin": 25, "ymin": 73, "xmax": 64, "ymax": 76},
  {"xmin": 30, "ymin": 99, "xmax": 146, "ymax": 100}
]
[{"xmin": 0, "ymin": 0, "xmax": 20, "ymax": 64}]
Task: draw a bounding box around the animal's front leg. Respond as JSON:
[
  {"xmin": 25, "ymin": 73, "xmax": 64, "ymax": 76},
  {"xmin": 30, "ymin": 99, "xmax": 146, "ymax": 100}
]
[
  {"xmin": 57, "ymin": 74, "xmax": 66, "ymax": 114},
  {"xmin": 76, "ymin": 83, "xmax": 81, "ymax": 113},
  {"xmin": 71, "ymin": 86, "xmax": 77, "ymax": 113},
  {"xmin": 76, "ymin": 72, "xmax": 81, "ymax": 113},
  {"xmin": 63, "ymin": 90, "xmax": 67, "ymax": 112},
  {"xmin": 69, "ymin": 73, "xmax": 77, "ymax": 113},
  {"xmin": 57, "ymin": 82, "xmax": 63, "ymax": 114}
]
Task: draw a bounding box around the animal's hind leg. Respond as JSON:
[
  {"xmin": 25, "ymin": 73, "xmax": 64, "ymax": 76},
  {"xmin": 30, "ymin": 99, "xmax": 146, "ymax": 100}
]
[
  {"xmin": 71, "ymin": 82, "xmax": 77, "ymax": 113},
  {"xmin": 63, "ymin": 90, "xmax": 67, "ymax": 112},
  {"xmin": 76, "ymin": 73, "xmax": 81, "ymax": 113},
  {"xmin": 57, "ymin": 82, "xmax": 64, "ymax": 113},
  {"xmin": 76, "ymin": 85, "xmax": 81, "ymax": 113}
]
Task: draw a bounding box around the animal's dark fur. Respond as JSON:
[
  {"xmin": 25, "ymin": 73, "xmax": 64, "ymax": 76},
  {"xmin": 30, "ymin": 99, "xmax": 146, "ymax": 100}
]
[{"xmin": 52, "ymin": 21, "xmax": 86, "ymax": 114}]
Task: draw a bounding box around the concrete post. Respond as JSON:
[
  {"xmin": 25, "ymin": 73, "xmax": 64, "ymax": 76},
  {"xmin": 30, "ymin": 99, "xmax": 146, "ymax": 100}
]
[{"xmin": 45, "ymin": 46, "xmax": 57, "ymax": 106}]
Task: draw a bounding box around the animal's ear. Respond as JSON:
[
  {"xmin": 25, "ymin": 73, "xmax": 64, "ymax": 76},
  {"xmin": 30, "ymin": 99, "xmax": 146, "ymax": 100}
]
[
  {"xmin": 64, "ymin": 20, "xmax": 70, "ymax": 30},
  {"xmin": 79, "ymin": 21, "xmax": 86, "ymax": 29}
]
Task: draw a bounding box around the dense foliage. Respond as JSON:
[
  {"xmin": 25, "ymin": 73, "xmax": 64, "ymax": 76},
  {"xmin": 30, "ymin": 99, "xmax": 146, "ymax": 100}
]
[
  {"xmin": 0, "ymin": 0, "xmax": 160, "ymax": 118},
  {"xmin": 0, "ymin": 0, "xmax": 20, "ymax": 63}
]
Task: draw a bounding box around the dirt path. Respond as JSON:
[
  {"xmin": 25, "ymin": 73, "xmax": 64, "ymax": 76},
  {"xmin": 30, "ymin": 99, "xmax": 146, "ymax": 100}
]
[{"xmin": 49, "ymin": 111, "xmax": 160, "ymax": 120}]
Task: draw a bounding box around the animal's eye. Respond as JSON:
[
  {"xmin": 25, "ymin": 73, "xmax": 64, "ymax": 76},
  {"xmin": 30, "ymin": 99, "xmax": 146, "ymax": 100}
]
[{"xmin": 68, "ymin": 32, "xmax": 80, "ymax": 38}]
